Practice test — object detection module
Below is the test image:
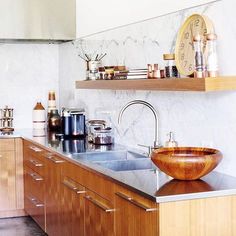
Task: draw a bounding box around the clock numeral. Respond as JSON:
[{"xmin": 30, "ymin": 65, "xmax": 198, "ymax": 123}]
[
  {"xmin": 188, "ymin": 64, "xmax": 193, "ymax": 71},
  {"xmin": 181, "ymin": 53, "xmax": 185, "ymax": 61},
  {"xmin": 203, "ymin": 28, "xmax": 207, "ymax": 35},
  {"xmin": 195, "ymin": 19, "xmax": 200, "ymax": 27},
  {"xmin": 184, "ymin": 61, "xmax": 187, "ymax": 67},
  {"xmin": 180, "ymin": 42, "xmax": 185, "ymax": 50},
  {"xmin": 184, "ymin": 32, "xmax": 190, "ymax": 39}
]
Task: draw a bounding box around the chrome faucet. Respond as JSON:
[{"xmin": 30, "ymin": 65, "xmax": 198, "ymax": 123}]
[{"xmin": 118, "ymin": 100, "xmax": 161, "ymax": 154}]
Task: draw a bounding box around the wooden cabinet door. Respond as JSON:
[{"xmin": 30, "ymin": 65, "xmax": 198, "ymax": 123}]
[
  {"xmin": 115, "ymin": 185, "xmax": 159, "ymax": 236},
  {"xmin": 45, "ymin": 154, "xmax": 65, "ymax": 236},
  {"xmin": 84, "ymin": 190, "xmax": 115, "ymax": 236},
  {"xmin": 60, "ymin": 176, "xmax": 85, "ymax": 236},
  {"xmin": 0, "ymin": 150, "xmax": 16, "ymax": 211}
]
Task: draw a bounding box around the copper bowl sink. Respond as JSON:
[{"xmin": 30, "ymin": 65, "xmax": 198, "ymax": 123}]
[{"xmin": 151, "ymin": 147, "xmax": 223, "ymax": 180}]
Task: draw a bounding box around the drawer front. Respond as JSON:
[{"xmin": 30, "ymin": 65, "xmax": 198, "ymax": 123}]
[
  {"xmin": 0, "ymin": 139, "xmax": 15, "ymax": 151},
  {"xmin": 24, "ymin": 166, "xmax": 45, "ymax": 202},
  {"xmin": 24, "ymin": 194, "xmax": 45, "ymax": 231}
]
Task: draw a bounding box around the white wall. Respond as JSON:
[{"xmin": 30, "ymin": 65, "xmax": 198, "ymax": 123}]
[
  {"xmin": 76, "ymin": 0, "xmax": 219, "ymax": 38},
  {"xmin": 0, "ymin": 43, "xmax": 59, "ymax": 129},
  {"xmin": 59, "ymin": 0, "xmax": 236, "ymax": 176}
]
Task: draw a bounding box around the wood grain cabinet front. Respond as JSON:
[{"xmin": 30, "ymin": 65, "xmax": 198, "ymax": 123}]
[
  {"xmin": 60, "ymin": 176, "xmax": 86, "ymax": 236},
  {"xmin": 84, "ymin": 190, "xmax": 115, "ymax": 236},
  {"xmin": 44, "ymin": 154, "xmax": 65, "ymax": 236},
  {"xmin": 115, "ymin": 185, "xmax": 159, "ymax": 236},
  {"xmin": 0, "ymin": 138, "xmax": 24, "ymax": 218}
]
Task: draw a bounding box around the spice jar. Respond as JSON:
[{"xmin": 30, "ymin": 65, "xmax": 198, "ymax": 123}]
[
  {"xmin": 163, "ymin": 54, "xmax": 179, "ymax": 78},
  {"xmin": 87, "ymin": 119, "xmax": 106, "ymax": 142},
  {"xmin": 93, "ymin": 127, "xmax": 114, "ymax": 145}
]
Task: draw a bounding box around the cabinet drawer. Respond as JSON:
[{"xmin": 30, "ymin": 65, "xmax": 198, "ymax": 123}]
[
  {"xmin": 24, "ymin": 166, "xmax": 44, "ymax": 202},
  {"xmin": 24, "ymin": 155, "xmax": 45, "ymax": 176},
  {"xmin": 24, "ymin": 194, "xmax": 45, "ymax": 231},
  {"xmin": 0, "ymin": 139, "xmax": 15, "ymax": 151}
]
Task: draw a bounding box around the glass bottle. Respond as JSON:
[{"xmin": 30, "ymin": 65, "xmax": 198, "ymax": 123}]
[
  {"xmin": 193, "ymin": 35, "xmax": 205, "ymax": 78},
  {"xmin": 206, "ymin": 33, "xmax": 218, "ymax": 77},
  {"xmin": 48, "ymin": 109, "xmax": 61, "ymax": 132},
  {"xmin": 163, "ymin": 54, "xmax": 179, "ymax": 78}
]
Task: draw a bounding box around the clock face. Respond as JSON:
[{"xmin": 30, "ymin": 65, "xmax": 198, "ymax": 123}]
[{"xmin": 175, "ymin": 14, "xmax": 214, "ymax": 76}]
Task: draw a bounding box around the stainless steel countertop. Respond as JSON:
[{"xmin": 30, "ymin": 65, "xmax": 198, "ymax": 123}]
[{"xmin": 3, "ymin": 129, "xmax": 236, "ymax": 203}]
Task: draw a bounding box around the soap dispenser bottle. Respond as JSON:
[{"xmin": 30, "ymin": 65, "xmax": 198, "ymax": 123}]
[{"xmin": 165, "ymin": 132, "xmax": 178, "ymax": 147}]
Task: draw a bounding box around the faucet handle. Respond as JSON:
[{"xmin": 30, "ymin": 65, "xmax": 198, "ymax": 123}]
[{"xmin": 137, "ymin": 144, "xmax": 152, "ymax": 156}]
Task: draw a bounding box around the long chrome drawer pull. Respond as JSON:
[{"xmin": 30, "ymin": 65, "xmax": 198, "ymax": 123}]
[
  {"xmin": 47, "ymin": 156, "xmax": 64, "ymax": 164},
  {"xmin": 84, "ymin": 195, "xmax": 115, "ymax": 213},
  {"xmin": 115, "ymin": 192, "xmax": 157, "ymax": 212},
  {"xmin": 29, "ymin": 172, "xmax": 43, "ymax": 181},
  {"xmin": 62, "ymin": 180, "xmax": 86, "ymax": 194},
  {"xmin": 29, "ymin": 159, "xmax": 43, "ymax": 167},
  {"xmin": 27, "ymin": 196, "xmax": 44, "ymax": 208},
  {"xmin": 29, "ymin": 146, "xmax": 42, "ymax": 152}
]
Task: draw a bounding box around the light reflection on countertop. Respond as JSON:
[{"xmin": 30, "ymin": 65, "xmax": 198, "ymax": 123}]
[{"xmin": 2, "ymin": 129, "xmax": 236, "ymax": 203}]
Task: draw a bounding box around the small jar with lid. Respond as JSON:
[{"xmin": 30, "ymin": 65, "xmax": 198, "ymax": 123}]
[
  {"xmin": 87, "ymin": 119, "xmax": 106, "ymax": 142},
  {"xmin": 163, "ymin": 54, "xmax": 179, "ymax": 78},
  {"xmin": 93, "ymin": 127, "xmax": 114, "ymax": 145}
]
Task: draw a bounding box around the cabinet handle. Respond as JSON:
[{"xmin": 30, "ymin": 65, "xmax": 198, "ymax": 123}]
[
  {"xmin": 47, "ymin": 155, "xmax": 64, "ymax": 164},
  {"xmin": 27, "ymin": 196, "xmax": 44, "ymax": 208},
  {"xmin": 27, "ymin": 172, "xmax": 43, "ymax": 181},
  {"xmin": 29, "ymin": 159, "xmax": 43, "ymax": 167},
  {"xmin": 84, "ymin": 195, "xmax": 115, "ymax": 213},
  {"xmin": 62, "ymin": 180, "xmax": 86, "ymax": 194},
  {"xmin": 29, "ymin": 146, "xmax": 42, "ymax": 152},
  {"xmin": 115, "ymin": 192, "xmax": 157, "ymax": 212}
]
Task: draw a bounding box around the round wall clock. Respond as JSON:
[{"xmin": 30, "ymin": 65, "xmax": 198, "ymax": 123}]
[{"xmin": 175, "ymin": 14, "xmax": 215, "ymax": 76}]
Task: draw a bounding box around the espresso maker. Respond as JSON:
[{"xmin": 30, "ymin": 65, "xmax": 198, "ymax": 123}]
[{"xmin": 61, "ymin": 108, "xmax": 86, "ymax": 138}]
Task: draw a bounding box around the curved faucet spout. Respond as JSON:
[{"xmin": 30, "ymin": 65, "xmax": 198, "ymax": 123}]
[{"xmin": 118, "ymin": 100, "xmax": 160, "ymax": 148}]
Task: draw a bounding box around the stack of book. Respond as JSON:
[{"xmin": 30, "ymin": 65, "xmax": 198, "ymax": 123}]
[{"xmin": 114, "ymin": 69, "xmax": 148, "ymax": 80}]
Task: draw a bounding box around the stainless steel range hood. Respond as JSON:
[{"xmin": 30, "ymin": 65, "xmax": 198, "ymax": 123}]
[{"xmin": 0, "ymin": 0, "xmax": 76, "ymax": 42}]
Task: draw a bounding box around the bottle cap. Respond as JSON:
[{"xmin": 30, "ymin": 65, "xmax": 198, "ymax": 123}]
[
  {"xmin": 163, "ymin": 54, "xmax": 175, "ymax": 60},
  {"xmin": 48, "ymin": 91, "xmax": 56, "ymax": 100}
]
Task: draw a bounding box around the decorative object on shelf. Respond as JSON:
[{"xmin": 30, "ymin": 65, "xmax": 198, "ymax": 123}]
[
  {"xmin": 151, "ymin": 147, "xmax": 223, "ymax": 180},
  {"xmin": 32, "ymin": 102, "xmax": 46, "ymax": 129},
  {"xmin": 0, "ymin": 105, "xmax": 14, "ymax": 132},
  {"xmin": 206, "ymin": 33, "xmax": 218, "ymax": 77},
  {"xmin": 175, "ymin": 14, "xmax": 214, "ymax": 76},
  {"xmin": 47, "ymin": 90, "xmax": 56, "ymax": 116},
  {"xmin": 78, "ymin": 53, "xmax": 106, "ymax": 80},
  {"xmin": 193, "ymin": 34, "xmax": 206, "ymax": 78},
  {"xmin": 163, "ymin": 54, "xmax": 179, "ymax": 78},
  {"xmin": 165, "ymin": 132, "xmax": 178, "ymax": 147}
]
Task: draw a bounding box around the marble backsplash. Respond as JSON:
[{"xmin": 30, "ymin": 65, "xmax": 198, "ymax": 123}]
[
  {"xmin": 0, "ymin": 43, "xmax": 59, "ymax": 129},
  {"xmin": 59, "ymin": 0, "xmax": 236, "ymax": 176}
]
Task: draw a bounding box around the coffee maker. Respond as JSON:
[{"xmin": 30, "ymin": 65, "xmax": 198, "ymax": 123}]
[{"xmin": 61, "ymin": 108, "xmax": 86, "ymax": 138}]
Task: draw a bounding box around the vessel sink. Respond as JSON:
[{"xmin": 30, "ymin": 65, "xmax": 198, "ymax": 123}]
[
  {"xmin": 94, "ymin": 158, "xmax": 155, "ymax": 172},
  {"xmin": 75, "ymin": 150, "xmax": 147, "ymax": 162},
  {"xmin": 151, "ymin": 147, "xmax": 223, "ymax": 180}
]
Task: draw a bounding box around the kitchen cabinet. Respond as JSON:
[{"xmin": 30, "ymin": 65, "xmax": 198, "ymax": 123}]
[
  {"xmin": 23, "ymin": 141, "xmax": 46, "ymax": 231},
  {"xmin": 60, "ymin": 175, "xmax": 85, "ymax": 236},
  {"xmin": 115, "ymin": 185, "xmax": 158, "ymax": 236},
  {"xmin": 44, "ymin": 153, "xmax": 65, "ymax": 236},
  {"xmin": 75, "ymin": 0, "xmax": 218, "ymax": 38},
  {"xmin": 84, "ymin": 189, "xmax": 115, "ymax": 236},
  {"xmin": 0, "ymin": 0, "xmax": 76, "ymax": 41},
  {"xmin": 76, "ymin": 76, "xmax": 236, "ymax": 92},
  {"xmin": 0, "ymin": 138, "xmax": 24, "ymax": 218}
]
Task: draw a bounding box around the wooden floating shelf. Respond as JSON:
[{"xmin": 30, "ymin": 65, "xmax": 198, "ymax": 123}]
[{"xmin": 75, "ymin": 76, "xmax": 236, "ymax": 92}]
